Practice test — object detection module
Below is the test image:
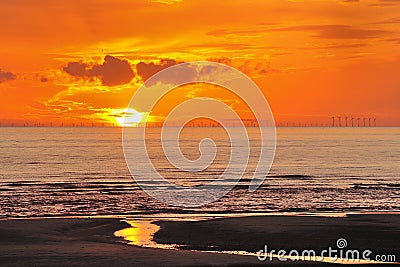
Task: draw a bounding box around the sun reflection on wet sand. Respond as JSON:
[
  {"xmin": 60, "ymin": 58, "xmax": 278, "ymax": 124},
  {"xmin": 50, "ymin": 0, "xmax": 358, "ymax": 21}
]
[{"xmin": 114, "ymin": 220, "xmax": 177, "ymax": 249}]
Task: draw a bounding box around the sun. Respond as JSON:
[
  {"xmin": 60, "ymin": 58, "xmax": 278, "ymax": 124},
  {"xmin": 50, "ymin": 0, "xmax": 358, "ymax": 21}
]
[{"xmin": 114, "ymin": 108, "xmax": 148, "ymax": 127}]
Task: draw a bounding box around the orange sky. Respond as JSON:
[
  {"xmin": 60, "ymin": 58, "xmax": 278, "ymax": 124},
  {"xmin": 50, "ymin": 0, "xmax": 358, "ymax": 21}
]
[{"xmin": 0, "ymin": 0, "xmax": 399, "ymax": 126}]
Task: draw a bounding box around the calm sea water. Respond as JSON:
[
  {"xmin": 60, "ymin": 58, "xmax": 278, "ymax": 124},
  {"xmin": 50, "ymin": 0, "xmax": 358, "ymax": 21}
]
[{"xmin": 0, "ymin": 127, "xmax": 399, "ymax": 218}]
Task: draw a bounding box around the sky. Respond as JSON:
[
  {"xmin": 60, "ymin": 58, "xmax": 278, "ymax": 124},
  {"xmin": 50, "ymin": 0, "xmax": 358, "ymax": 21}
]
[{"xmin": 0, "ymin": 0, "xmax": 399, "ymax": 126}]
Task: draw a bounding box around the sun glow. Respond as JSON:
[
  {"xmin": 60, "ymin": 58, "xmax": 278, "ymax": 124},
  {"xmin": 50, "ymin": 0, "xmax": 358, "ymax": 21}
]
[{"xmin": 114, "ymin": 108, "xmax": 148, "ymax": 127}]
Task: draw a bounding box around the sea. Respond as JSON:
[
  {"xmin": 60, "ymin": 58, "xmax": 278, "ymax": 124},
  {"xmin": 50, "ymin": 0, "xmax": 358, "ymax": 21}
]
[{"xmin": 0, "ymin": 127, "xmax": 399, "ymax": 218}]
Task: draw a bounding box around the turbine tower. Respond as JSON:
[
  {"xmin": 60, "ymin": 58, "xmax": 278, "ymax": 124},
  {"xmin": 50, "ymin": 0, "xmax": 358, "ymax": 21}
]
[
  {"xmin": 374, "ymin": 118, "xmax": 376, "ymax": 127},
  {"xmin": 345, "ymin": 116, "xmax": 348, "ymax": 127},
  {"xmin": 357, "ymin": 118, "xmax": 360, "ymax": 127},
  {"xmin": 338, "ymin": 116, "xmax": 342, "ymax": 127},
  {"xmin": 331, "ymin": 116, "xmax": 335, "ymax": 127},
  {"xmin": 351, "ymin": 116, "xmax": 354, "ymax": 127}
]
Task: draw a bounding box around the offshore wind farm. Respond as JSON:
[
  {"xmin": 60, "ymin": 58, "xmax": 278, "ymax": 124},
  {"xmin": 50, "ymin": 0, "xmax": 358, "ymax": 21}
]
[{"xmin": 0, "ymin": 116, "xmax": 379, "ymax": 128}]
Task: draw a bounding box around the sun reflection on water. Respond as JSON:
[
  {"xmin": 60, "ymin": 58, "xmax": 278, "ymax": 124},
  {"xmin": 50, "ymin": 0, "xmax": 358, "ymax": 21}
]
[{"xmin": 114, "ymin": 220, "xmax": 177, "ymax": 249}]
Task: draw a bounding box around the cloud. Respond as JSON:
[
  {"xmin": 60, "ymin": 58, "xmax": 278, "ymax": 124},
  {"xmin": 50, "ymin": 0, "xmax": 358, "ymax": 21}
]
[
  {"xmin": 305, "ymin": 43, "xmax": 367, "ymax": 49},
  {"xmin": 91, "ymin": 55, "xmax": 134, "ymax": 86},
  {"xmin": 184, "ymin": 42, "xmax": 261, "ymax": 52},
  {"xmin": 207, "ymin": 24, "xmax": 388, "ymax": 40},
  {"xmin": 63, "ymin": 62, "xmax": 90, "ymax": 77},
  {"xmin": 208, "ymin": 57, "xmax": 282, "ymax": 77},
  {"xmin": 0, "ymin": 68, "xmax": 16, "ymax": 83},
  {"xmin": 238, "ymin": 60, "xmax": 281, "ymax": 77},
  {"xmin": 207, "ymin": 27, "xmax": 275, "ymax": 37},
  {"xmin": 135, "ymin": 57, "xmax": 283, "ymax": 86},
  {"xmin": 369, "ymin": 18, "xmax": 400, "ymax": 24},
  {"xmin": 63, "ymin": 55, "xmax": 134, "ymax": 86},
  {"xmin": 369, "ymin": 0, "xmax": 400, "ymax": 7},
  {"xmin": 270, "ymin": 25, "xmax": 389, "ymax": 39},
  {"xmin": 151, "ymin": 0, "xmax": 183, "ymax": 4},
  {"xmin": 385, "ymin": 38, "xmax": 400, "ymax": 44},
  {"xmin": 207, "ymin": 57, "xmax": 233, "ymax": 66},
  {"xmin": 40, "ymin": 77, "xmax": 49, "ymax": 83},
  {"xmin": 136, "ymin": 59, "xmax": 178, "ymax": 81}
]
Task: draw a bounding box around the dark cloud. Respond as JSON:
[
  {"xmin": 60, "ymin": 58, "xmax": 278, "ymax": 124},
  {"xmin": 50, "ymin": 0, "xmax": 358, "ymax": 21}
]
[
  {"xmin": 136, "ymin": 59, "xmax": 178, "ymax": 81},
  {"xmin": 63, "ymin": 55, "xmax": 134, "ymax": 86},
  {"xmin": 63, "ymin": 61, "xmax": 90, "ymax": 77},
  {"xmin": 270, "ymin": 25, "xmax": 390, "ymax": 39},
  {"xmin": 40, "ymin": 77, "xmax": 49, "ymax": 83},
  {"xmin": 0, "ymin": 68, "xmax": 16, "ymax": 83},
  {"xmin": 91, "ymin": 55, "xmax": 134, "ymax": 86}
]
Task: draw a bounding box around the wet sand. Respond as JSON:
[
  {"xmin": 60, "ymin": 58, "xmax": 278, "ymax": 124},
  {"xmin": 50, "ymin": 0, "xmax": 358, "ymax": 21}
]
[
  {"xmin": 154, "ymin": 214, "xmax": 400, "ymax": 264},
  {"xmin": 0, "ymin": 215, "xmax": 399, "ymax": 266},
  {"xmin": 0, "ymin": 217, "xmax": 308, "ymax": 266}
]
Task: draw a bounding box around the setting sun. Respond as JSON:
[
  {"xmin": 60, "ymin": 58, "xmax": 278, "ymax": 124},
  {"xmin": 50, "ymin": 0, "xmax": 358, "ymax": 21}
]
[{"xmin": 114, "ymin": 108, "xmax": 147, "ymax": 127}]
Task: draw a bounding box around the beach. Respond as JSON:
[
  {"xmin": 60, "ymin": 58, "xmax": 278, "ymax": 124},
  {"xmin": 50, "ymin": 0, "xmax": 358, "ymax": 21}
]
[
  {"xmin": 0, "ymin": 214, "xmax": 398, "ymax": 266},
  {"xmin": 0, "ymin": 218, "xmax": 263, "ymax": 266}
]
